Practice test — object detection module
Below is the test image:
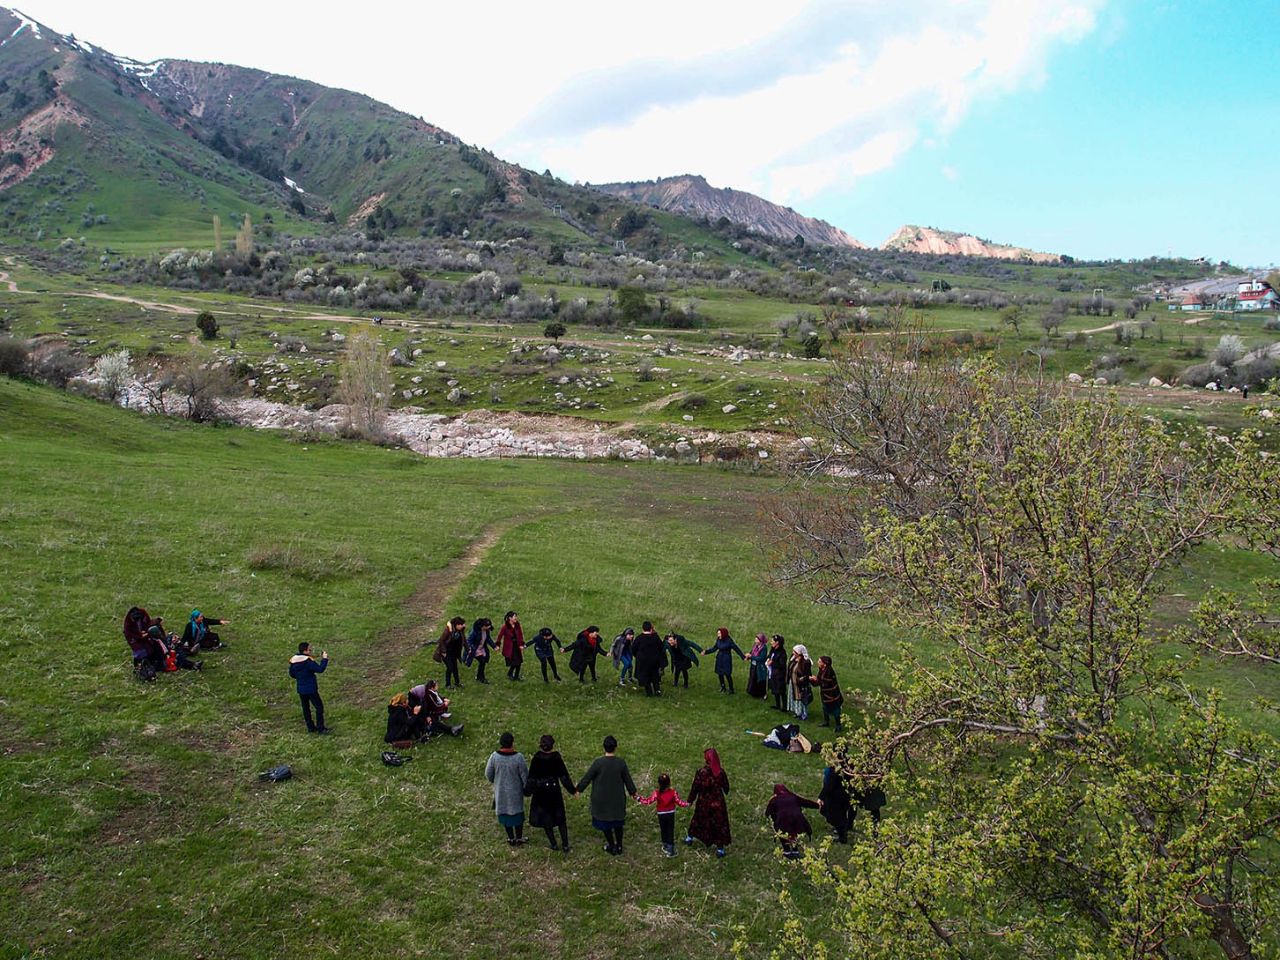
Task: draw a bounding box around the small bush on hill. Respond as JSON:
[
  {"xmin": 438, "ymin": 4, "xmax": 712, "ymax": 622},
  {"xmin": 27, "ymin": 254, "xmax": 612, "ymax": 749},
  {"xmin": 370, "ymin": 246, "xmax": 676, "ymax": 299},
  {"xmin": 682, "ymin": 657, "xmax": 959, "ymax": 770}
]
[{"xmin": 0, "ymin": 336, "xmax": 30, "ymax": 377}]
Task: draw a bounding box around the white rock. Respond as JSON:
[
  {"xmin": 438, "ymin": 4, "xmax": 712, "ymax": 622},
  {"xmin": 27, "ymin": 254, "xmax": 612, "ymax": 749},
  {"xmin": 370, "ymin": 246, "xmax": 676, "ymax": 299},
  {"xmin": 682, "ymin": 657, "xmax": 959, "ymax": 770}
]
[
  {"xmin": 436, "ymin": 361, "xmax": 447, "ymax": 369},
  {"xmin": 1148, "ymin": 377, "xmax": 1165, "ymax": 388},
  {"xmin": 1067, "ymin": 373, "xmax": 1084, "ymax": 384},
  {"xmin": 722, "ymin": 403, "xmax": 738, "ymax": 414}
]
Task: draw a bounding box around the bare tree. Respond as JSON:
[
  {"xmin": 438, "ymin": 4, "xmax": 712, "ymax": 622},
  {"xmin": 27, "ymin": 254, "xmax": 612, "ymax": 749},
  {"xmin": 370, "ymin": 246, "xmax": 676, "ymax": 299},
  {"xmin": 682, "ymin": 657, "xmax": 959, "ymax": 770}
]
[{"xmin": 339, "ymin": 330, "xmax": 391, "ymax": 438}]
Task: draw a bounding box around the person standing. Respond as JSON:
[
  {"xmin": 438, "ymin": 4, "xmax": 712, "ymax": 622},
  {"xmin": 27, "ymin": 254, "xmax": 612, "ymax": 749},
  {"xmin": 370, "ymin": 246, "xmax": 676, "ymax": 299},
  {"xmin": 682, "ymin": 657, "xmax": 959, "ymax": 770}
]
[
  {"xmin": 710, "ymin": 627, "xmax": 746, "ymax": 694},
  {"xmin": 636, "ymin": 773, "xmax": 689, "ymax": 857},
  {"xmin": 610, "ymin": 627, "xmax": 636, "ymax": 686},
  {"xmin": 527, "ymin": 734, "xmax": 576, "ymax": 852},
  {"xmin": 788, "ymin": 644, "xmax": 813, "ymax": 721},
  {"xmin": 745, "ymin": 634, "xmax": 769, "ymax": 699},
  {"xmin": 666, "ymin": 632, "xmax": 702, "ymax": 689},
  {"xmin": 767, "ymin": 635, "xmax": 788, "ymax": 711},
  {"xmin": 632, "ymin": 621, "xmax": 667, "ymax": 697},
  {"xmin": 498, "ymin": 611, "xmax": 525, "ymax": 681},
  {"xmin": 529, "ymin": 627, "xmax": 565, "ymax": 682},
  {"xmin": 567, "ymin": 626, "xmax": 607, "ymax": 683},
  {"xmin": 684, "ymin": 748, "xmax": 732, "ymax": 857},
  {"xmin": 439, "ymin": 617, "xmax": 467, "ymax": 689},
  {"xmin": 765, "ymin": 783, "xmax": 821, "ymax": 858},
  {"xmin": 819, "ymin": 766, "xmax": 855, "ymax": 843},
  {"xmin": 465, "ymin": 617, "xmax": 496, "ymax": 684},
  {"xmin": 485, "ymin": 732, "xmax": 529, "ymax": 846},
  {"xmin": 288, "ymin": 642, "xmax": 329, "ymax": 734},
  {"xmin": 812, "ymin": 655, "xmax": 844, "ymax": 731},
  {"xmin": 576, "ymin": 735, "xmax": 637, "ymax": 855}
]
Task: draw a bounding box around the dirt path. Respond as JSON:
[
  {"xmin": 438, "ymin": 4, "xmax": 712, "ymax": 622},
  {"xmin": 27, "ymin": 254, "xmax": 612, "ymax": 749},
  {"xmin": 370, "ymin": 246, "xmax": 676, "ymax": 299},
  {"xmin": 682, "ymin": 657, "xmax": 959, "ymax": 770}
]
[{"xmin": 350, "ymin": 516, "xmax": 530, "ymax": 706}]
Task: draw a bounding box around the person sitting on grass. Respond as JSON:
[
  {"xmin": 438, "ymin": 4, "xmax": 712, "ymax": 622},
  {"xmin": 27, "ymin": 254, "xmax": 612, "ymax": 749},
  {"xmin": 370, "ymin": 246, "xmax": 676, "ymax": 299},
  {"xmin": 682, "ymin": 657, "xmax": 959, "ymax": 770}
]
[
  {"xmin": 765, "ymin": 783, "xmax": 822, "ymax": 859},
  {"xmin": 567, "ymin": 626, "xmax": 607, "ymax": 683},
  {"xmin": 289, "ymin": 643, "xmax": 329, "ymax": 735},
  {"xmin": 410, "ymin": 680, "xmax": 463, "ymax": 738},
  {"xmin": 385, "ymin": 692, "xmax": 418, "ymax": 745},
  {"xmin": 485, "ymin": 731, "xmax": 529, "ymax": 847},
  {"xmin": 124, "ymin": 606, "xmax": 164, "ymax": 671},
  {"xmin": 181, "ymin": 609, "xmax": 229, "ymax": 653},
  {"xmin": 636, "ymin": 772, "xmax": 689, "ymax": 857},
  {"xmin": 576, "ymin": 735, "xmax": 637, "ymax": 856}
]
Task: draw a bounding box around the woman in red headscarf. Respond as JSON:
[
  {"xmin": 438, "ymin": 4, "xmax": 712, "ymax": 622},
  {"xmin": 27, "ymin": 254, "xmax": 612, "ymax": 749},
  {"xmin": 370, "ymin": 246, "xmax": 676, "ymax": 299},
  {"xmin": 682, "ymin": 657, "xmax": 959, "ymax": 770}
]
[
  {"xmin": 765, "ymin": 783, "xmax": 821, "ymax": 858},
  {"xmin": 684, "ymin": 748, "xmax": 732, "ymax": 856}
]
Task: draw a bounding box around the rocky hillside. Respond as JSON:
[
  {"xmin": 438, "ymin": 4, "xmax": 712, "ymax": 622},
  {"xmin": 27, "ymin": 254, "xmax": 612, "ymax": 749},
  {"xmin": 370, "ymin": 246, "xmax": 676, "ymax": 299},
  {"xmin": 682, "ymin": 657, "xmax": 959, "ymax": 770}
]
[
  {"xmin": 594, "ymin": 174, "xmax": 865, "ymax": 249},
  {"xmin": 883, "ymin": 224, "xmax": 1061, "ymax": 263}
]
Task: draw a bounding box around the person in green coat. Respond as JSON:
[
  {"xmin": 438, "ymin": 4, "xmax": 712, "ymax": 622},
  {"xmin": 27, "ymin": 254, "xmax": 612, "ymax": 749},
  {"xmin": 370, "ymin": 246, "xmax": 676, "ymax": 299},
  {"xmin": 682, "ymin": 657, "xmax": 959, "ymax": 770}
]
[
  {"xmin": 665, "ymin": 632, "xmax": 703, "ymax": 689},
  {"xmin": 575, "ymin": 735, "xmax": 637, "ymax": 855}
]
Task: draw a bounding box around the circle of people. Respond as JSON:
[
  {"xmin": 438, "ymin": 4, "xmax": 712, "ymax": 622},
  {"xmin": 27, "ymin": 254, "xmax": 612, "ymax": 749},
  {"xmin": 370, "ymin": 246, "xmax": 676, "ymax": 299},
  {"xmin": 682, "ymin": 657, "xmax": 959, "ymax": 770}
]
[{"xmin": 375, "ymin": 613, "xmax": 883, "ymax": 859}]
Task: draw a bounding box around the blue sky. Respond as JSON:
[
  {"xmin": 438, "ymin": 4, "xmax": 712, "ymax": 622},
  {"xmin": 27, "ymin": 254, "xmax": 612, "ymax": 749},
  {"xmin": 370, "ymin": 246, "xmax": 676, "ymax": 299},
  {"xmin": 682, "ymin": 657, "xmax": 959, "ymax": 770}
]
[
  {"xmin": 15, "ymin": 1, "xmax": 1276, "ymax": 265},
  {"xmin": 814, "ymin": 2, "xmax": 1277, "ymax": 265}
]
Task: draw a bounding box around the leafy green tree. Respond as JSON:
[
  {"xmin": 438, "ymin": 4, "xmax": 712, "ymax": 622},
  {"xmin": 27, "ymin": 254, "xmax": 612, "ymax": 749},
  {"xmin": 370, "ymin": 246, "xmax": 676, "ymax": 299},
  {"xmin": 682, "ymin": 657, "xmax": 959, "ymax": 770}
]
[
  {"xmin": 196, "ymin": 311, "xmax": 219, "ymax": 340},
  {"xmin": 1000, "ymin": 303, "xmax": 1026, "ymax": 335},
  {"xmin": 616, "ymin": 286, "xmax": 650, "ymax": 326},
  {"xmin": 802, "ymin": 332, "xmax": 822, "ymax": 358},
  {"xmin": 768, "ymin": 329, "xmax": 1280, "ymax": 960},
  {"xmin": 543, "ymin": 321, "xmax": 566, "ymax": 343}
]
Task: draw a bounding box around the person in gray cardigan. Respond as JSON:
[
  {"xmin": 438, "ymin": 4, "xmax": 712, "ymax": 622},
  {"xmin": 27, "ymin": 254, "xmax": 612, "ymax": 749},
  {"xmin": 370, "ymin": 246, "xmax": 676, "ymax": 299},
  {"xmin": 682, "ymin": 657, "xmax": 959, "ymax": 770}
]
[
  {"xmin": 485, "ymin": 731, "xmax": 529, "ymax": 846},
  {"xmin": 575, "ymin": 735, "xmax": 637, "ymax": 855}
]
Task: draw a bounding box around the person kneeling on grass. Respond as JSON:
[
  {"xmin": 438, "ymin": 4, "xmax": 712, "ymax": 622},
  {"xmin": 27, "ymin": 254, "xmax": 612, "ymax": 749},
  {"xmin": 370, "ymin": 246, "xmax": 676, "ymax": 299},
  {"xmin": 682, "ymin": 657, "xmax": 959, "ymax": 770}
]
[
  {"xmin": 637, "ymin": 772, "xmax": 689, "ymax": 857},
  {"xmin": 289, "ymin": 643, "xmax": 329, "ymax": 734},
  {"xmin": 409, "ymin": 680, "xmax": 463, "ymax": 738},
  {"xmin": 576, "ymin": 735, "xmax": 637, "ymax": 855},
  {"xmin": 485, "ymin": 731, "xmax": 529, "ymax": 847},
  {"xmin": 765, "ymin": 783, "xmax": 822, "ymax": 859}
]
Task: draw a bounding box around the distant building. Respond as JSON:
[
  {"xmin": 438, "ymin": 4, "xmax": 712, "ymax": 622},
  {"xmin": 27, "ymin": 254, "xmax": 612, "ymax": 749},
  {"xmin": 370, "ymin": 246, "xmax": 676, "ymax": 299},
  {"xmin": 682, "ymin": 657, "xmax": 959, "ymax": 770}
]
[
  {"xmin": 1165, "ymin": 275, "xmax": 1278, "ymax": 312},
  {"xmin": 1237, "ymin": 280, "xmax": 1279, "ymax": 311},
  {"xmin": 1179, "ymin": 293, "xmax": 1208, "ymax": 311}
]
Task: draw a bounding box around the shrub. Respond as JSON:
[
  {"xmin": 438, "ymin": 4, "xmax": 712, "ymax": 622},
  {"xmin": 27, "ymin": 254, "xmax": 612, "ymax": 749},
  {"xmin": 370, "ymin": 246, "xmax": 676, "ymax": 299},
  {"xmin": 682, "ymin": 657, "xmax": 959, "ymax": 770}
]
[
  {"xmin": 195, "ymin": 312, "xmax": 218, "ymax": 343},
  {"xmin": 0, "ymin": 336, "xmax": 29, "ymax": 377},
  {"xmin": 637, "ymin": 357, "xmax": 655, "ymax": 383},
  {"xmin": 1146, "ymin": 359, "xmax": 1181, "ymax": 385},
  {"xmin": 543, "ymin": 321, "xmax": 566, "ymax": 343},
  {"xmin": 91, "ymin": 349, "xmax": 132, "ymax": 400},
  {"xmin": 32, "ymin": 347, "xmax": 85, "ymax": 387},
  {"xmin": 679, "ymin": 393, "xmax": 708, "ymax": 410},
  {"xmin": 1095, "ymin": 366, "xmax": 1124, "ymax": 385},
  {"xmin": 1180, "ymin": 362, "xmax": 1228, "ymax": 388},
  {"xmin": 247, "ymin": 541, "xmax": 368, "ymax": 580},
  {"xmin": 802, "ymin": 333, "xmax": 822, "ymax": 359},
  {"xmin": 1213, "ymin": 334, "xmax": 1246, "ymax": 367}
]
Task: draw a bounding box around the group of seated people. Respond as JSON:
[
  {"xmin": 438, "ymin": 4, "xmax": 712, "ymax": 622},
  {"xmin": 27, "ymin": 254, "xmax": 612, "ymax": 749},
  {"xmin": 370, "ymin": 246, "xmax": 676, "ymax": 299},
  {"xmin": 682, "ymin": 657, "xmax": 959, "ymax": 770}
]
[
  {"xmin": 123, "ymin": 606, "xmax": 228, "ymax": 678},
  {"xmin": 385, "ymin": 680, "xmax": 465, "ymax": 743}
]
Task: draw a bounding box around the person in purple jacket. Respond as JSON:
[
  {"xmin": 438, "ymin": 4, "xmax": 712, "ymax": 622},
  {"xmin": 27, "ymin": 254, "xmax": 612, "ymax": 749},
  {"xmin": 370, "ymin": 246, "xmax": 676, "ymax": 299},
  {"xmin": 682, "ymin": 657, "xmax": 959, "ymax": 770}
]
[{"xmin": 289, "ymin": 642, "xmax": 330, "ymax": 734}]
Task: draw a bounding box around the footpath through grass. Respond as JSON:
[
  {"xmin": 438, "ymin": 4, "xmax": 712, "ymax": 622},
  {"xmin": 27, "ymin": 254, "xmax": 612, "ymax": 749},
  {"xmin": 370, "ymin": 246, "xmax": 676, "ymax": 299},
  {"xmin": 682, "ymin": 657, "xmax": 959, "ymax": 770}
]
[{"xmin": 0, "ymin": 379, "xmax": 894, "ymax": 960}]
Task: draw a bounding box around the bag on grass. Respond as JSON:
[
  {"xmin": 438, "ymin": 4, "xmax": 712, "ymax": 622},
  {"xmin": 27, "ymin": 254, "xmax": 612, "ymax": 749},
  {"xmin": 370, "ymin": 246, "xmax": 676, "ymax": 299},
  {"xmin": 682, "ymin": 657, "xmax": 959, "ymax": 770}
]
[
  {"xmin": 258, "ymin": 764, "xmax": 293, "ymax": 783},
  {"xmin": 381, "ymin": 752, "xmax": 412, "ymax": 767},
  {"xmin": 135, "ymin": 660, "xmax": 157, "ymax": 683}
]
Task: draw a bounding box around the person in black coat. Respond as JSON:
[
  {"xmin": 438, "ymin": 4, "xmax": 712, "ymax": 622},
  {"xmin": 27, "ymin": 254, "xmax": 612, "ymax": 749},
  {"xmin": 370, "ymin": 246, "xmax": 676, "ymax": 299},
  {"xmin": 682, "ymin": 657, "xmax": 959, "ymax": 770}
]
[
  {"xmin": 567, "ymin": 626, "xmax": 607, "ymax": 682},
  {"xmin": 526, "ymin": 734, "xmax": 577, "ymax": 852},
  {"xmin": 766, "ymin": 635, "xmax": 788, "ymax": 711},
  {"xmin": 818, "ymin": 766, "xmax": 855, "ymax": 843},
  {"xmin": 438, "ymin": 617, "xmax": 468, "ymax": 689},
  {"xmin": 632, "ymin": 621, "xmax": 667, "ymax": 697},
  {"xmin": 385, "ymin": 692, "xmax": 420, "ymax": 744},
  {"xmin": 765, "ymin": 783, "xmax": 821, "ymax": 858},
  {"xmin": 180, "ymin": 610, "xmax": 229, "ymax": 653}
]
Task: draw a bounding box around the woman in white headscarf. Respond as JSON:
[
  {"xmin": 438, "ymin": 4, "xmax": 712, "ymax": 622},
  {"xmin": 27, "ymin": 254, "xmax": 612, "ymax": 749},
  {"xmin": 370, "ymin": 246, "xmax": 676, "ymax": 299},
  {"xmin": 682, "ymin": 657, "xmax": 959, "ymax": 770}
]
[{"xmin": 788, "ymin": 644, "xmax": 813, "ymax": 721}]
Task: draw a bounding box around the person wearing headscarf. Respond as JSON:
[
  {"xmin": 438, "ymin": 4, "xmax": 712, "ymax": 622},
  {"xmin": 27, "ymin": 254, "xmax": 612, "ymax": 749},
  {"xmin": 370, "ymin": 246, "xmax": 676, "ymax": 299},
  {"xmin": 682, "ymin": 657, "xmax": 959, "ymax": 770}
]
[
  {"xmin": 745, "ymin": 633, "xmax": 769, "ymax": 699},
  {"xmin": 710, "ymin": 627, "xmax": 746, "ymax": 694},
  {"xmin": 498, "ymin": 611, "xmax": 525, "ymax": 681},
  {"xmin": 180, "ymin": 609, "xmax": 229, "ymax": 653},
  {"xmin": 610, "ymin": 627, "xmax": 636, "ymax": 686},
  {"xmin": 526, "ymin": 734, "xmax": 577, "ymax": 852},
  {"xmin": 665, "ymin": 632, "xmax": 702, "ymax": 688},
  {"xmin": 409, "ymin": 680, "xmax": 463, "ymax": 738},
  {"xmin": 464, "ymin": 617, "xmax": 496, "ymax": 684},
  {"xmin": 632, "ymin": 621, "xmax": 667, "ymax": 697},
  {"xmin": 485, "ymin": 731, "xmax": 529, "ymax": 846},
  {"xmin": 811, "ymin": 655, "xmax": 844, "ymax": 730},
  {"xmin": 788, "ymin": 644, "xmax": 813, "ymax": 721},
  {"xmin": 437, "ymin": 617, "xmax": 468, "ymax": 689},
  {"xmin": 124, "ymin": 606, "xmax": 166, "ymax": 670},
  {"xmin": 527, "ymin": 627, "xmax": 564, "ymax": 682},
  {"xmin": 684, "ymin": 748, "xmax": 732, "ymax": 856},
  {"xmin": 765, "ymin": 783, "xmax": 821, "ymax": 858},
  {"xmin": 818, "ymin": 766, "xmax": 855, "ymax": 843},
  {"xmin": 766, "ymin": 635, "xmax": 788, "ymax": 711},
  {"xmin": 566, "ymin": 626, "xmax": 608, "ymax": 683}
]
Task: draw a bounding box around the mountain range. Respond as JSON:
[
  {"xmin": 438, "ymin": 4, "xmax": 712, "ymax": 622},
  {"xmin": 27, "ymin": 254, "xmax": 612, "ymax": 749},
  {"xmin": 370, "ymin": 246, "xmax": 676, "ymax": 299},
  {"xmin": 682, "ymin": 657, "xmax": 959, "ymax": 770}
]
[{"xmin": 0, "ymin": 7, "xmax": 1060, "ymax": 263}]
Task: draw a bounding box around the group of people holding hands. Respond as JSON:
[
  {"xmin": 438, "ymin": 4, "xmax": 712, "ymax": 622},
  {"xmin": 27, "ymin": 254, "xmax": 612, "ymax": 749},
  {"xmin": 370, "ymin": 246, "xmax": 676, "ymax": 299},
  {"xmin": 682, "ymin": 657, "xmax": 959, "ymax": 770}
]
[{"xmin": 428, "ymin": 612, "xmax": 848, "ymax": 732}]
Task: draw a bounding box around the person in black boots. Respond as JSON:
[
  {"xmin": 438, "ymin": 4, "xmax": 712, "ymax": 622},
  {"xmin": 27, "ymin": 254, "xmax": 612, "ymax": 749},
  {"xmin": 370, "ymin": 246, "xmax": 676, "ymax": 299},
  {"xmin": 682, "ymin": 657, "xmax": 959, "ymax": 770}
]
[
  {"xmin": 666, "ymin": 632, "xmax": 702, "ymax": 689},
  {"xmin": 711, "ymin": 627, "xmax": 746, "ymax": 694},
  {"xmin": 530, "ymin": 627, "xmax": 565, "ymax": 682},
  {"xmin": 632, "ymin": 621, "xmax": 667, "ymax": 697},
  {"xmin": 567, "ymin": 625, "xmax": 607, "ymax": 683},
  {"xmin": 498, "ymin": 611, "xmax": 525, "ymax": 681},
  {"xmin": 465, "ymin": 617, "xmax": 496, "ymax": 684},
  {"xmin": 576, "ymin": 735, "xmax": 637, "ymax": 855},
  {"xmin": 527, "ymin": 734, "xmax": 577, "ymax": 853},
  {"xmin": 438, "ymin": 617, "xmax": 467, "ymax": 689},
  {"xmin": 289, "ymin": 643, "xmax": 329, "ymax": 734}
]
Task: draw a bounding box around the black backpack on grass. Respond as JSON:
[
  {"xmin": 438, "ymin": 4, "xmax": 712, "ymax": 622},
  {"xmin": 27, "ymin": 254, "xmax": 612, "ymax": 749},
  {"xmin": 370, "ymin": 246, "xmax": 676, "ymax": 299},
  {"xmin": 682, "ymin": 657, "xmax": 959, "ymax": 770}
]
[{"xmin": 135, "ymin": 659, "xmax": 157, "ymax": 683}]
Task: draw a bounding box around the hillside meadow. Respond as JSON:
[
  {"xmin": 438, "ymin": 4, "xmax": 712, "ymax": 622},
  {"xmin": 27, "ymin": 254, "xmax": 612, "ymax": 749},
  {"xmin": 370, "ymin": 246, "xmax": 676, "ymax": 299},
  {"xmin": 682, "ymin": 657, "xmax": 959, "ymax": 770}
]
[{"xmin": 2, "ymin": 377, "xmax": 1278, "ymax": 959}]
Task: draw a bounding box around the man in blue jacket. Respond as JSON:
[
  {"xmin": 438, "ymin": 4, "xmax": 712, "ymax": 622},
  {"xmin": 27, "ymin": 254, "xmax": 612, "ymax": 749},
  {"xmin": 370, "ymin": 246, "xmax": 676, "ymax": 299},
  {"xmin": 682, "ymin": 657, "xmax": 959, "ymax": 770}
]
[{"xmin": 289, "ymin": 642, "xmax": 330, "ymax": 734}]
